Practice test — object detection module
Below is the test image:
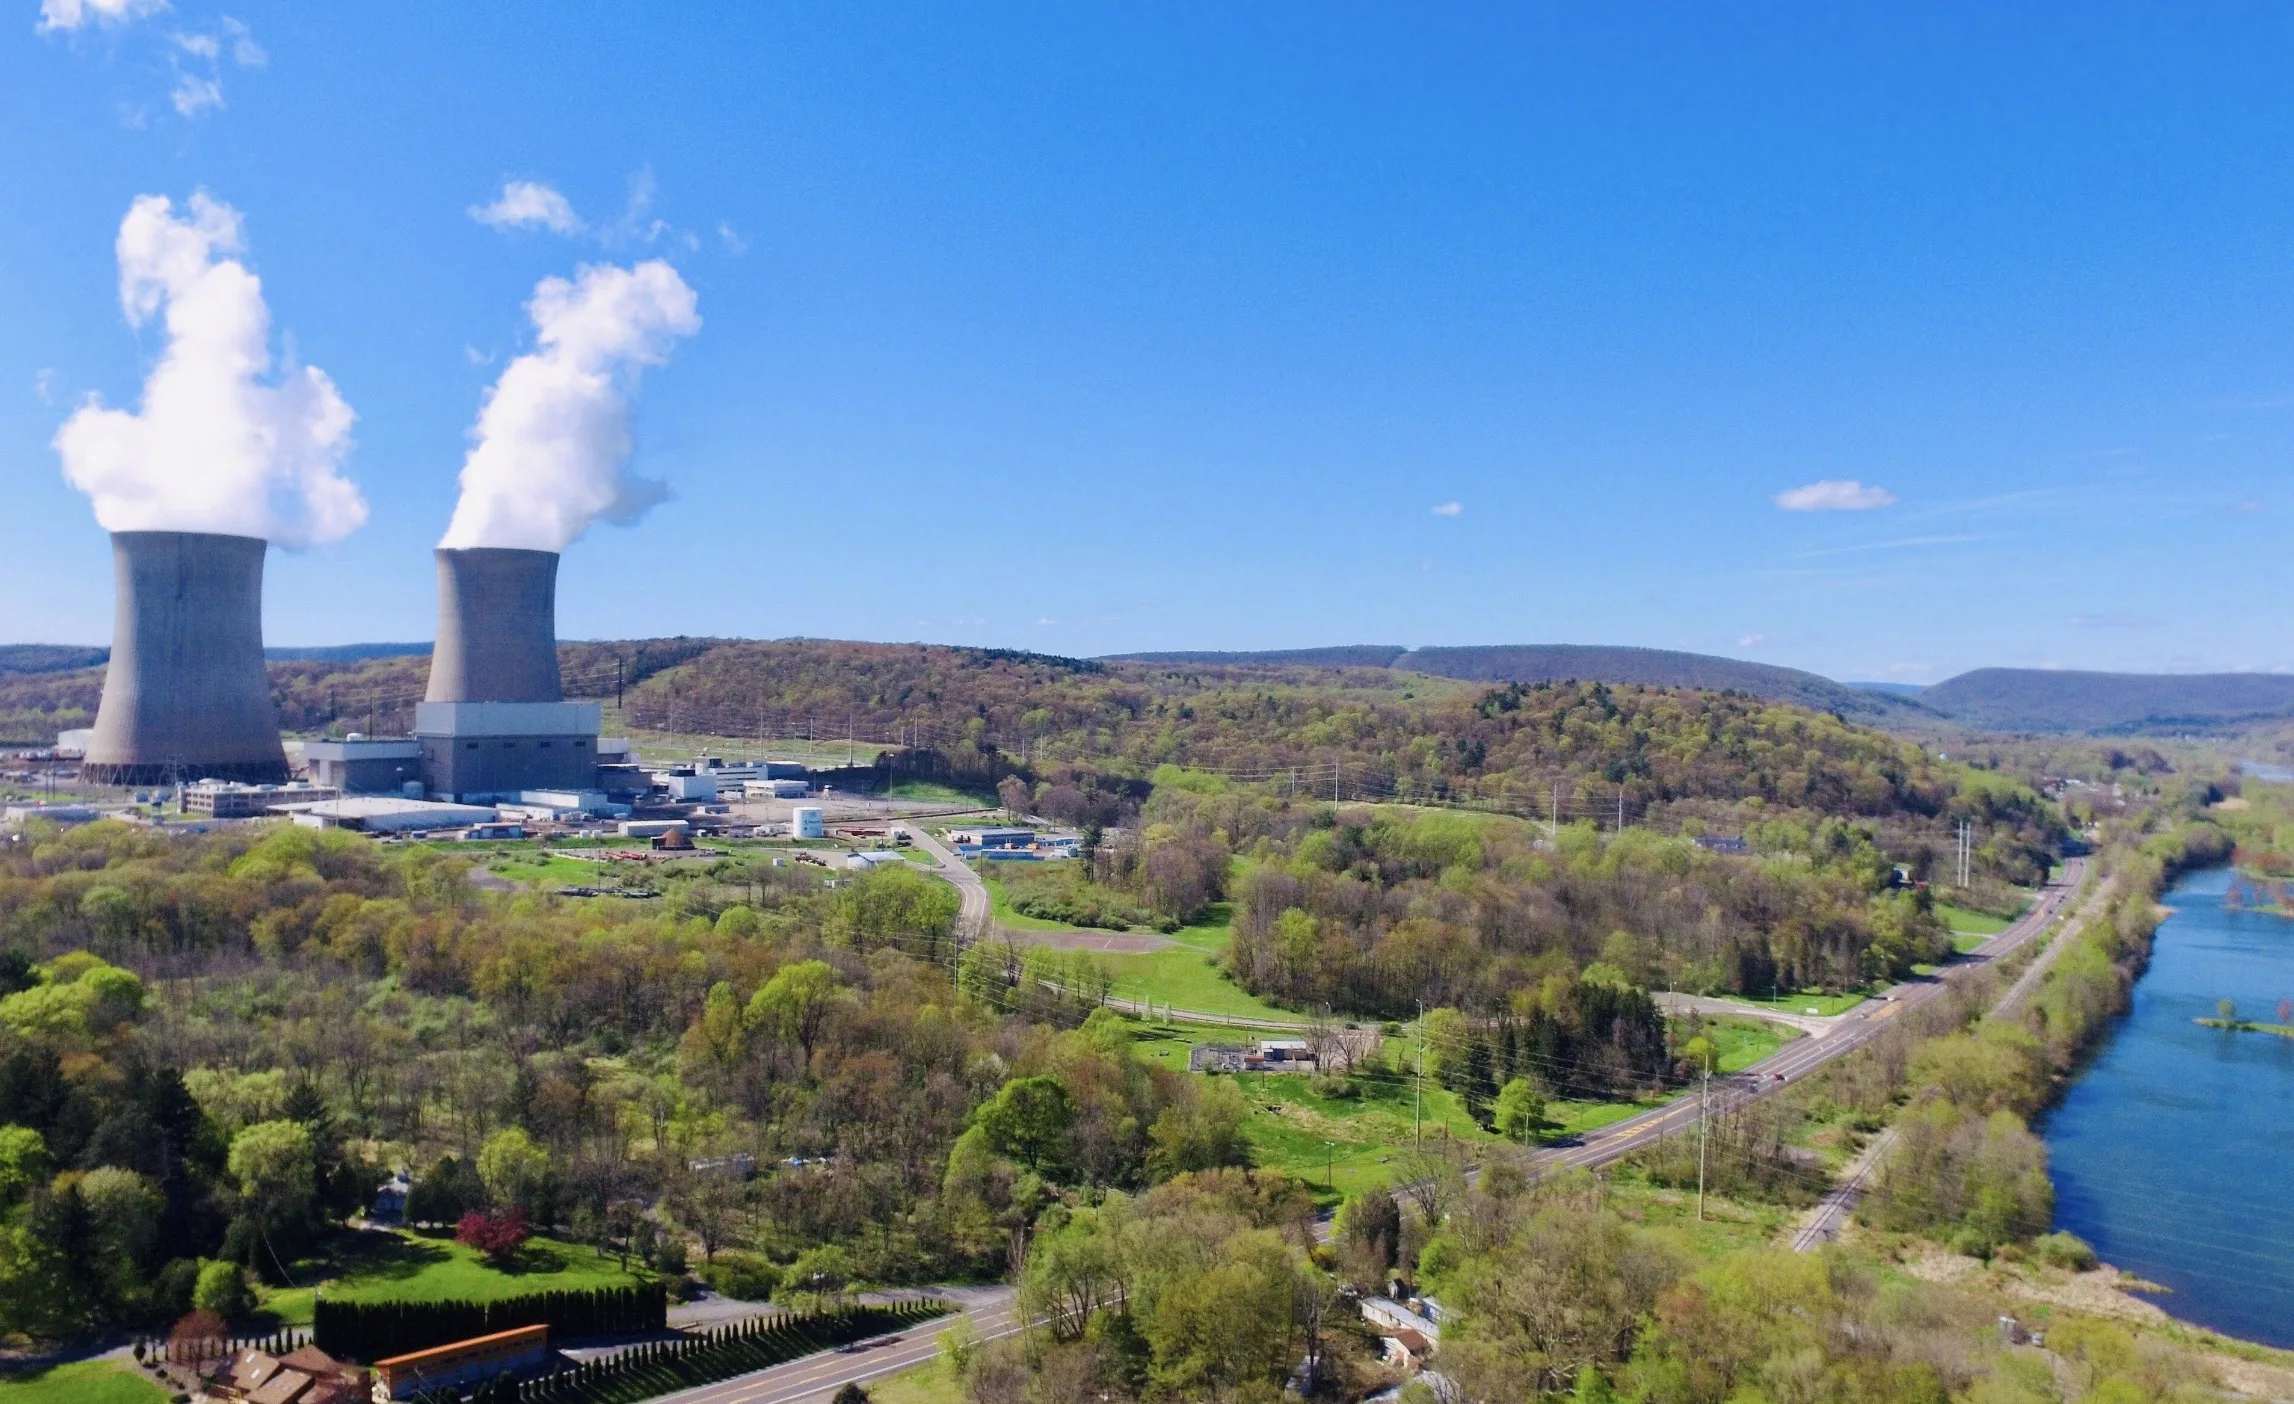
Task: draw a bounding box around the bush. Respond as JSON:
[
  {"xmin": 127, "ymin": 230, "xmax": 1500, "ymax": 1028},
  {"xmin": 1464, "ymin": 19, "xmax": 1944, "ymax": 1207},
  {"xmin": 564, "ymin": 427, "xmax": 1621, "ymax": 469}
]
[
  {"xmin": 697, "ymin": 1251, "xmax": 781, "ymax": 1302},
  {"xmin": 192, "ymin": 1260, "xmax": 254, "ymax": 1321},
  {"xmin": 2031, "ymin": 1231, "xmax": 2098, "ymax": 1272}
]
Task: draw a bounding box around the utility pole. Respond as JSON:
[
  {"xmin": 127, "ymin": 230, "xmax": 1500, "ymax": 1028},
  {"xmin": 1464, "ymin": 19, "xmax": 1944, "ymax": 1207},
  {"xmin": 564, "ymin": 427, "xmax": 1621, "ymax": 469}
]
[
  {"xmin": 1332, "ymin": 758, "xmax": 1341, "ymax": 803},
  {"xmin": 1617, "ymin": 786, "xmax": 1625, "ymax": 834},
  {"xmin": 1550, "ymin": 783, "xmax": 1559, "ymax": 841},
  {"xmin": 1696, "ymin": 1065, "xmax": 1711, "ymax": 1221},
  {"xmin": 1414, "ymin": 999, "xmax": 1425, "ymax": 1147}
]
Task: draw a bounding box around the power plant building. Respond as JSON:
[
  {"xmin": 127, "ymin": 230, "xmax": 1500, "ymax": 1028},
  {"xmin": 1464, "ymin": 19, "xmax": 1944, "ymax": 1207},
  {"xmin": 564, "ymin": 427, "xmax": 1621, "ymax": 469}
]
[
  {"xmin": 415, "ymin": 547, "xmax": 605, "ymax": 802},
  {"xmin": 82, "ymin": 531, "xmax": 289, "ymax": 785}
]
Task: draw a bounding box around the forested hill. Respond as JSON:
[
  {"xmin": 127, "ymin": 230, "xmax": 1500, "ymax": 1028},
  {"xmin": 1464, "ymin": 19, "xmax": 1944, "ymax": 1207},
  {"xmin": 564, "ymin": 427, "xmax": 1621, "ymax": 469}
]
[
  {"xmin": 1108, "ymin": 642, "xmax": 1922, "ymax": 721},
  {"xmin": 1916, "ymin": 667, "xmax": 2294, "ymax": 733}
]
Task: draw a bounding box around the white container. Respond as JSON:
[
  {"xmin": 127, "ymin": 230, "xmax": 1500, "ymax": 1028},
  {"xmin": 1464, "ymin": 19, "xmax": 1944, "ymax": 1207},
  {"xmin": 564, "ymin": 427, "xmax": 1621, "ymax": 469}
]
[{"xmin": 790, "ymin": 806, "xmax": 825, "ymax": 839}]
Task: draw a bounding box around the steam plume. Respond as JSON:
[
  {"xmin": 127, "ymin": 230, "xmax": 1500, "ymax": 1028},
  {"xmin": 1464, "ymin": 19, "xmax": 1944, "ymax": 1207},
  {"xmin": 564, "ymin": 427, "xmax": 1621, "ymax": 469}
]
[
  {"xmin": 438, "ymin": 260, "xmax": 699, "ymax": 552},
  {"xmin": 53, "ymin": 193, "xmax": 365, "ymax": 548}
]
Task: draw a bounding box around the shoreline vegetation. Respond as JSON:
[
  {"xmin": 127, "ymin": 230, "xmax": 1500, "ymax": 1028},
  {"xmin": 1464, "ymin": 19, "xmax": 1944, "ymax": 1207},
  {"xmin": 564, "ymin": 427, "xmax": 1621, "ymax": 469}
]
[{"xmin": 2196, "ymin": 1017, "xmax": 2294, "ymax": 1039}]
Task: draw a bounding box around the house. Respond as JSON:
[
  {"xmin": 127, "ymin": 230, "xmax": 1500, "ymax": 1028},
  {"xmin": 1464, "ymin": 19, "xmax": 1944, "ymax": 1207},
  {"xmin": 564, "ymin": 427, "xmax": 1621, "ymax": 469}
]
[
  {"xmin": 370, "ymin": 1170, "xmax": 411, "ymax": 1223},
  {"xmin": 1380, "ymin": 1327, "xmax": 1432, "ymax": 1372},
  {"xmin": 1692, "ymin": 834, "xmax": 1749, "ymax": 855},
  {"xmin": 206, "ymin": 1346, "xmax": 367, "ymax": 1404},
  {"xmin": 371, "ymin": 1326, "xmax": 550, "ymax": 1401},
  {"xmin": 1361, "ymin": 1296, "xmax": 1441, "ymax": 1344}
]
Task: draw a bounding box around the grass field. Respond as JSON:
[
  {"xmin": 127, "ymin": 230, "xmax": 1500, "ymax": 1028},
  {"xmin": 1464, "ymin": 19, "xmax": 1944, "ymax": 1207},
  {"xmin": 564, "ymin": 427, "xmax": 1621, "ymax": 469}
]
[
  {"xmin": 1936, "ymin": 902, "xmax": 2015, "ymax": 935},
  {"xmin": 1949, "ymin": 931, "xmax": 1992, "ymax": 955},
  {"xmin": 867, "ymin": 1357, "xmax": 965, "ymax": 1404},
  {"xmin": 0, "ymin": 1364, "xmax": 167, "ymax": 1404},
  {"xmin": 1094, "ymin": 947, "xmax": 1300, "ymax": 1022},
  {"xmin": 1730, "ymin": 989, "xmax": 1868, "ymax": 1017},
  {"xmin": 1123, "ymin": 1016, "xmax": 1682, "ymax": 1197},
  {"xmin": 888, "ymin": 780, "xmax": 997, "ymax": 806},
  {"xmin": 260, "ymin": 1228, "xmax": 648, "ymax": 1324},
  {"xmin": 1693, "ymin": 1016, "xmax": 1797, "ymax": 1073}
]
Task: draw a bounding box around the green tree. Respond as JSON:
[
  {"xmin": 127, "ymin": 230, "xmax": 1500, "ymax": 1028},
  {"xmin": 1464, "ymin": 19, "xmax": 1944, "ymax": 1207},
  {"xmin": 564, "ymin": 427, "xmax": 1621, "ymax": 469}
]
[
  {"xmin": 476, "ymin": 1127, "xmax": 551, "ymax": 1215},
  {"xmin": 193, "ymin": 1259, "xmax": 255, "ymax": 1320},
  {"xmin": 1493, "ymin": 1078, "xmax": 1549, "ymax": 1144},
  {"xmin": 975, "ymin": 1076, "xmax": 1073, "ymax": 1175},
  {"xmin": 227, "ymin": 1120, "xmax": 316, "ymax": 1231},
  {"xmin": 0, "ymin": 1127, "xmax": 51, "ymax": 1207},
  {"xmin": 745, "ymin": 959, "xmax": 842, "ymax": 1061}
]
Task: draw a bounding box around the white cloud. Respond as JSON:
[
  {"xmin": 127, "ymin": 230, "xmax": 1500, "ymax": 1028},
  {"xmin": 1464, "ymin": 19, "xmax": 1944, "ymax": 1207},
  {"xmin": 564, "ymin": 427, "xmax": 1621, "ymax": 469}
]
[
  {"xmin": 717, "ymin": 222, "xmax": 749, "ymax": 255},
  {"xmin": 169, "ymin": 69, "xmax": 221, "ymax": 116},
  {"xmin": 1737, "ymin": 633, "xmax": 1768, "ymax": 649},
  {"xmin": 1431, "ymin": 500, "xmax": 1462, "ymax": 517},
  {"xmin": 53, "ymin": 192, "xmax": 365, "ymax": 548},
  {"xmin": 439, "ymin": 260, "xmax": 700, "ymax": 552},
  {"xmin": 469, "ymin": 181, "xmax": 584, "ymax": 236},
  {"xmin": 1773, "ymin": 479, "xmax": 1897, "ymax": 511},
  {"xmin": 32, "ymin": 369, "xmax": 53, "ymax": 404},
  {"xmin": 36, "ymin": 0, "xmax": 164, "ymax": 33}
]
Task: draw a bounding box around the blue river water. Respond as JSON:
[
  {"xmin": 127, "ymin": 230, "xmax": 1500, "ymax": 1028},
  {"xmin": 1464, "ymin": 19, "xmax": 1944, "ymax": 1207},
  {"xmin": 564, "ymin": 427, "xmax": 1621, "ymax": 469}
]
[{"xmin": 2042, "ymin": 865, "xmax": 2294, "ymax": 1347}]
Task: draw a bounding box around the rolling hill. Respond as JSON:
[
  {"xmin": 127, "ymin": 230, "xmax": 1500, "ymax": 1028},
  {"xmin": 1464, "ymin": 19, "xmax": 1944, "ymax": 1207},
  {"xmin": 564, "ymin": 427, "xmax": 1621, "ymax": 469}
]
[
  {"xmin": 1915, "ymin": 668, "xmax": 2294, "ymax": 733},
  {"xmin": 1108, "ymin": 642, "xmax": 1924, "ymax": 720}
]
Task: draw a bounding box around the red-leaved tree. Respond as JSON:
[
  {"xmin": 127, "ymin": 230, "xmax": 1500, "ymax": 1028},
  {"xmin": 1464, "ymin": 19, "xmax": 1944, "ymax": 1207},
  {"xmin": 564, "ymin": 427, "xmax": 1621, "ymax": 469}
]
[{"xmin": 455, "ymin": 1207, "xmax": 530, "ymax": 1266}]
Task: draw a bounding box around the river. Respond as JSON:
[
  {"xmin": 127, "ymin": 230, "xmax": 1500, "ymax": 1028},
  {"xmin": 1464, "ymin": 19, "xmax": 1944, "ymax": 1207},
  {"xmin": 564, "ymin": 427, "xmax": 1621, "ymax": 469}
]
[{"xmin": 2042, "ymin": 865, "xmax": 2294, "ymax": 1347}]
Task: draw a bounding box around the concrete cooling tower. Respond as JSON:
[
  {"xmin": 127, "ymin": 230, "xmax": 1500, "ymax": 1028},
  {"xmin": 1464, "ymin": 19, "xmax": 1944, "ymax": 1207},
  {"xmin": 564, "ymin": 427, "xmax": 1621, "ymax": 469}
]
[
  {"xmin": 417, "ymin": 546, "xmax": 601, "ymax": 801},
  {"xmin": 425, "ymin": 547, "xmax": 564, "ymax": 703},
  {"xmin": 82, "ymin": 531, "xmax": 289, "ymax": 785}
]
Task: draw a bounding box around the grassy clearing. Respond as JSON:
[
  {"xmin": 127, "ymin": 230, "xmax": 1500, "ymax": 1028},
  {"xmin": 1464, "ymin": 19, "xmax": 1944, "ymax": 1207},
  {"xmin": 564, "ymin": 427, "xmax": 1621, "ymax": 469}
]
[
  {"xmin": 982, "ymin": 874, "xmax": 1093, "ymax": 933},
  {"xmin": 888, "ymin": 780, "xmax": 997, "ymax": 806},
  {"xmin": 1730, "ymin": 989, "xmax": 1867, "ymax": 1017},
  {"xmin": 867, "ymin": 1357, "xmax": 965, "ymax": 1404},
  {"xmin": 1935, "ymin": 901, "xmax": 2014, "ymax": 935},
  {"xmin": 1950, "ymin": 931, "xmax": 1991, "ymax": 955},
  {"xmin": 1165, "ymin": 903, "xmax": 1235, "ymax": 953},
  {"xmin": 260, "ymin": 1228, "xmax": 648, "ymax": 1324},
  {"xmin": 0, "ymin": 1364, "xmax": 167, "ymax": 1404},
  {"xmin": 1686, "ymin": 1016, "xmax": 1797, "ymax": 1074},
  {"xmin": 1094, "ymin": 947, "xmax": 1300, "ymax": 1022},
  {"xmin": 1124, "ymin": 1017, "xmax": 1674, "ymax": 1194}
]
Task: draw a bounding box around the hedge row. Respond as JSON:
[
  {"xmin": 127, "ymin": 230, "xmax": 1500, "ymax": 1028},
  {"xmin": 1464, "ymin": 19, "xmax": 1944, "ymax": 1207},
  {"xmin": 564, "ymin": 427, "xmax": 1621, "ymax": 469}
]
[
  {"xmin": 491, "ymin": 1301, "xmax": 949, "ymax": 1404},
  {"xmin": 315, "ymin": 1284, "xmax": 668, "ymax": 1361}
]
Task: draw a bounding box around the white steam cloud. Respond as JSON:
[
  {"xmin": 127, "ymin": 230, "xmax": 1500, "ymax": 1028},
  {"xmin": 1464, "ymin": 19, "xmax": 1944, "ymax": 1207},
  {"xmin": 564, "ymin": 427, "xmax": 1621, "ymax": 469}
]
[
  {"xmin": 1773, "ymin": 479, "xmax": 1897, "ymax": 511},
  {"xmin": 53, "ymin": 193, "xmax": 365, "ymax": 548},
  {"xmin": 439, "ymin": 260, "xmax": 699, "ymax": 552}
]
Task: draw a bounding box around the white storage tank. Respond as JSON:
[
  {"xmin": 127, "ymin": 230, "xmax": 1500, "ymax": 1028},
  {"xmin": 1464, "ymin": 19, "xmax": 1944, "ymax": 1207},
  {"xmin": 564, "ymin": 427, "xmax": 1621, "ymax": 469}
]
[{"xmin": 790, "ymin": 806, "xmax": 825, "ymax": 839}]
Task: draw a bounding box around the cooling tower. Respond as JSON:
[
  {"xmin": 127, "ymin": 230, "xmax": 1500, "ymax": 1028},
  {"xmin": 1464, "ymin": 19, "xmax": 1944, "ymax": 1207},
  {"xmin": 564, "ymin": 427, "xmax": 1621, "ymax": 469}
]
[
  {"xmin": 82, "ymin": 531, "xmax": 289, "ymax": 785},
  {"xmin": 424, "ymin": 547, "xmax": 563, "ymax": 703}
]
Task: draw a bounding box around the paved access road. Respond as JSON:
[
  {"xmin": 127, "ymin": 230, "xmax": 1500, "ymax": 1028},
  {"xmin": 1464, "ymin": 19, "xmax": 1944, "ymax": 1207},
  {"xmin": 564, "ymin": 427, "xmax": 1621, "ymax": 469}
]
[
  {"xmin": 897, "ymin": 824, "xmax": 993, "ymax": 939},
  {"xmin": 645, "ymin": 1287, "xmax": 1021, "ymax": 1404}
]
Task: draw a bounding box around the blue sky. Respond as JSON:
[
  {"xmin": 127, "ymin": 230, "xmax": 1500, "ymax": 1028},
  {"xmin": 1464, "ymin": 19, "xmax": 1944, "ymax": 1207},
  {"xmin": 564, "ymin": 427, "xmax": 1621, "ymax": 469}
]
[{"xmin": 4, "ymin": 4, "xmax": 2291, "ymax": 682}]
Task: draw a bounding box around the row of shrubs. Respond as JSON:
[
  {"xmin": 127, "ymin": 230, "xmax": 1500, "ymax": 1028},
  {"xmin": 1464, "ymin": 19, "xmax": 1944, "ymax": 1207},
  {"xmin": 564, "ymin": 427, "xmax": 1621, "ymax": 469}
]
[
  {"xmin": 315, "ymin": 1285, "xmax": 668, "ymax": 1361},
  {"xmin": 408, "ymin": 1301, "xmax": 948, "ymax": 1404}
]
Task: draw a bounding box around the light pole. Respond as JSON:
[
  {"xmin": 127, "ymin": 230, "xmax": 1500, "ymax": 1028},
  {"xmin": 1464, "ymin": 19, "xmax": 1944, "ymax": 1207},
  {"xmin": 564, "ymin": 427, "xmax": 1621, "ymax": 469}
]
[{"xmin": 1325, "ymin": 1141, "xmax": 1335, "ymax": 1192}]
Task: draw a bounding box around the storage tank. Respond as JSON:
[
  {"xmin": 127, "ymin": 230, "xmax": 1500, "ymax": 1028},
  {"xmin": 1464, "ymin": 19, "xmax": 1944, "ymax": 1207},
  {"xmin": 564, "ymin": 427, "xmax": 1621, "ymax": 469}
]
[
  {"xmin": 424, "ymin": 547, "xmax": 562, "ymax": 703},
  {"xmin": 790, "ymin": 805, "xmax": 825, "ymax": 839},
  {"xmin": 82, "ymin": 531, "xmax": 289, "ymax": 786}
]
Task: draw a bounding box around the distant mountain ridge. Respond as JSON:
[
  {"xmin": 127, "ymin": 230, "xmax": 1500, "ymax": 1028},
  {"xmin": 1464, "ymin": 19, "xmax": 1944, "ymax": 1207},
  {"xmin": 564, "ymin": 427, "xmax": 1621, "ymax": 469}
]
[
  {"xmin": 1107, "ymin": 643, "xmax": 1920, "ymax": 719},
  {"xmin": 1915, "ymin": 668, "xmax": 2294, "ymax": 733}
]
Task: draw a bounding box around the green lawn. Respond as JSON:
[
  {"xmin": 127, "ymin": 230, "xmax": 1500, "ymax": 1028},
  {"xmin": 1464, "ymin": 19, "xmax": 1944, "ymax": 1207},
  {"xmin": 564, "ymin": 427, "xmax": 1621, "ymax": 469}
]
[
  {"xmin": 1686, "ymin": 1016, "xmax": 1798, "ymax": 1074},
  {"xmin": 1949, "ymin": 931, "xmax": 1991, "ymax": 955},
  {"xmin": 0, "ymin": 1364, "xmax": 167, "ymax": 1404},
  {"xmin": 1730, "ymin": 989, "xmax": 1868, "ymax": 1017},
  {"xmin": 1935, "ymin": 901, "xmax": 2016, "ymax": 935},
  {"xmin": 1094, "ymin": 947, "xmax": 1300, "ymax": 1022},
  {"xmin": 868, "ymin": 1357, "xmax": 965, "ymax": 1404},
  {"xmin": 260, "ymin": 1228, "xmax": 649, "ymax": 1324},
  {"xmin": 491, "ymin": 855, "xmax": 621, "ymax": 887},
  {"xmin": 888, "ymin": 780, "xmax": 997, "ymax": 806},
  {"xmin": 1165, "ymin": 903, "xmax": 1235, "ymax": 953},
  {"xmin": 1231, "ymin": 1070, "xmax": 1498, "ymax": 1198},
  {"xmin": 1124, "ymin": 1017, "xmax": 1672, "ymax": 1196}
]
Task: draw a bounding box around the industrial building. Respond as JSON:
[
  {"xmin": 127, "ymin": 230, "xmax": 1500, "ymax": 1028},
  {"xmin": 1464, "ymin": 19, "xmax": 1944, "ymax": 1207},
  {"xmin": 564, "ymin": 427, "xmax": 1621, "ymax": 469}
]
[
  {"xmin": 299, "ymin": 736, "xmax": 423, "ymax": 794},
  {"xmin": 82, "ymin": 531, "xmax": 290, "ymax": 785},
  {"xmin": 183, "ymin": 781, "xmax": 339, "ymax": 818},
  {"xmin": 280, "ymin": 797, "xmax": 501, "ymax": 832}
]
